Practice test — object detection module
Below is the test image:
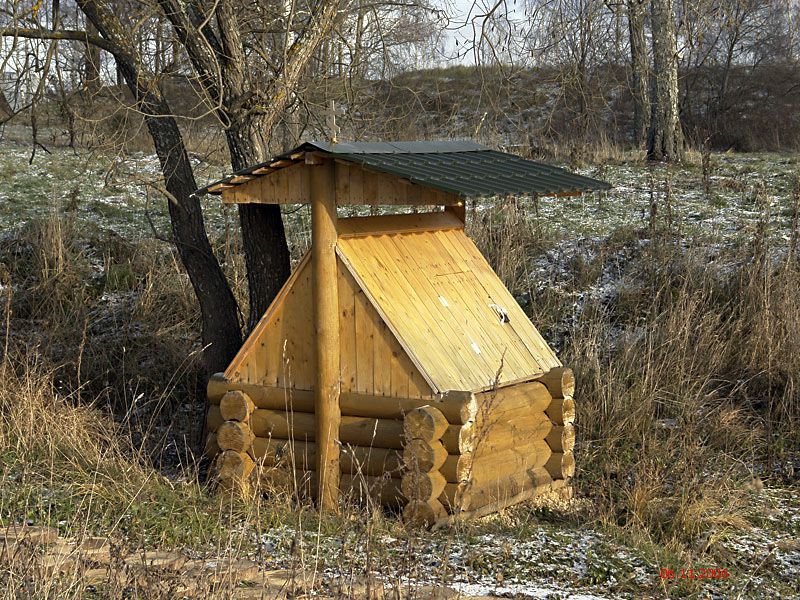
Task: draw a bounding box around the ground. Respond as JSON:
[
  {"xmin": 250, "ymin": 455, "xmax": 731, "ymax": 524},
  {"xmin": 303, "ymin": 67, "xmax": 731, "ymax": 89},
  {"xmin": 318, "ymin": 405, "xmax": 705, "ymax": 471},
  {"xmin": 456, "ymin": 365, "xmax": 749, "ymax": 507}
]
[{"xmin": 0, "ymin": 140, "xmax": 798, "ymax": 599}]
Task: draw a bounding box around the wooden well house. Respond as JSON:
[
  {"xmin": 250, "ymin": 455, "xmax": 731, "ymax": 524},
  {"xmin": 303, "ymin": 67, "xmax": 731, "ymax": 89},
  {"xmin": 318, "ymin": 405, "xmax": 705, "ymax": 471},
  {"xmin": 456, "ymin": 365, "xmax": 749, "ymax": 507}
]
[{"xmin": 201, "ymin": 141, "xmax": 609, "ymax": 525}]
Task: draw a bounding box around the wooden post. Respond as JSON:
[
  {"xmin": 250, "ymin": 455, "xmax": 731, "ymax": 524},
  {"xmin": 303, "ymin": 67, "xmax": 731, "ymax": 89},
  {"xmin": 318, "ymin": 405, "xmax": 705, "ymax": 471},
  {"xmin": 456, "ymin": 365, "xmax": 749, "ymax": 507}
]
[{"xmin": 311, "ymin": 158, "xmax": 341, "ymax": 511}]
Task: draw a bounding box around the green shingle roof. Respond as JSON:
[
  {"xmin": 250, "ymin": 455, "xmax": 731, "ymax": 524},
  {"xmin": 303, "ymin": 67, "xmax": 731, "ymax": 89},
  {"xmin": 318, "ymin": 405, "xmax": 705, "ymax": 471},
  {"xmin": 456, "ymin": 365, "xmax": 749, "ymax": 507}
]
[{"xmin": 197, "ymin": 140, "xmax": 611, "ymax": 199}]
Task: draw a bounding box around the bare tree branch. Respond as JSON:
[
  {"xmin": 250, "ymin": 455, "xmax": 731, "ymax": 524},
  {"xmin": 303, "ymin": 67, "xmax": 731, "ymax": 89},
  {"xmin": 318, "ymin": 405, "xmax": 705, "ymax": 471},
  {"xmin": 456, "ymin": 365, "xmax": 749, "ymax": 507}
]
[{"xmin": 0, "ymin": 27, "xmax": 122, "ymax": 56}]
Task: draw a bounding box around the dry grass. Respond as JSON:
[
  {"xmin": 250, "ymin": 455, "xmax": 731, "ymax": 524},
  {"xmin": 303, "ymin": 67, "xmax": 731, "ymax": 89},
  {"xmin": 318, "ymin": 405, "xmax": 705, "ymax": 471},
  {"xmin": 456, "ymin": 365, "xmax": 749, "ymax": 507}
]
[{"xmin": 473, "ymin": 195, "xmax": 799, "ymax": 565}]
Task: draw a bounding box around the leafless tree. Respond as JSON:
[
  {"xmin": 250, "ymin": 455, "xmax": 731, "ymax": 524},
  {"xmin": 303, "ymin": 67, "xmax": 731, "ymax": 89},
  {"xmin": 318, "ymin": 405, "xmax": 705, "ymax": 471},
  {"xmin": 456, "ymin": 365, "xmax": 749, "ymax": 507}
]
[
  {"xmin": 648, "ymin": 0, "xmax": 682, "ymax": 160},
  {"xmin": 2, "ymin": 0, "xmax": 439, "ymax": 373},
  {"xmin": 627, "ymin": 0, "xmax": 649, "ymax": 146}
]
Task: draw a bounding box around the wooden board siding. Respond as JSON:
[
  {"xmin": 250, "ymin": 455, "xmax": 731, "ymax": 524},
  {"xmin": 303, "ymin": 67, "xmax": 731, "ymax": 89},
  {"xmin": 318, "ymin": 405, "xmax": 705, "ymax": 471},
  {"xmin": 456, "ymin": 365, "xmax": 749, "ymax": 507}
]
[
  {"xmin": 222, "ymin": 161, "xmax": 460, "ymax": 206},
  {"xmin": 338, "ymin": 211, "xmax": 463, "ymax": 238},
  {"xmin": 225, "ymin": 252, "xmax": 315, "ymax": 389},
  {"xmin": 336, "ymin": 221, "xmax": 561, "ymax": 394},
  {"xmin": 225, "ymin": 162, "xmax": 309, "ymax": 204},
  {"xmin": 224, "ymin": 251, "xmax": 433, "ymax": 399},
  {"xmin": 339, "ymin": 259, "xmax": 433, "ymax": 399}
]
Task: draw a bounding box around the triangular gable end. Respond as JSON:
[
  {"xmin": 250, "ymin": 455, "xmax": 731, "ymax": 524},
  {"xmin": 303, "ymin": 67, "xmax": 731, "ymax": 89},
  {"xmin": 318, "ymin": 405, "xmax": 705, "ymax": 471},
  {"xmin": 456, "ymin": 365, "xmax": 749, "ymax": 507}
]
[{"xmin": 223, "ymin": 252, "xmax": 435, "ymax": 399}]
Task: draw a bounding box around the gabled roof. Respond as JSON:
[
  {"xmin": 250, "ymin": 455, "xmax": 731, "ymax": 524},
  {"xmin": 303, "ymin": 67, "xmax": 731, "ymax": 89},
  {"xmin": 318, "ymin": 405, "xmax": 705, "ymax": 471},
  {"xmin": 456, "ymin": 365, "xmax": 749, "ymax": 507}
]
[
  {"xmin": 197, "ymin": 140, "xmax": 610, "ymax": 199},
  {"xmin": 336, "ymin": 212, "xmax": 561, "ymax": 392},
  {"xmin": 223, "ymin": 211, "xmax": 562, "ymax": 393}
]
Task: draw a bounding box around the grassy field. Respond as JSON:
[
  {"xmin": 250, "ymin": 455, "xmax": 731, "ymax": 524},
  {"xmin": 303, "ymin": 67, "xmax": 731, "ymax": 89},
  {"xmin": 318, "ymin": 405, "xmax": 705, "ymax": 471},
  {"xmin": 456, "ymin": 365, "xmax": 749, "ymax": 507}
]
[{"xmin": 0, "ymin": 139, "xmax": 798, "ymax": 599}]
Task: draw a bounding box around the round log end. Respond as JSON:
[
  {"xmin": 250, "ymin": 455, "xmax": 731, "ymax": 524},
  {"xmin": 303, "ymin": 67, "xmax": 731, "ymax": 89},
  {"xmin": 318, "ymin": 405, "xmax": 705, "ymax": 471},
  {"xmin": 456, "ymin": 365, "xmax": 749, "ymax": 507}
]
[
  {"xmin": 207, "ymin": 373, "xmax": 231, "ymax": 403},
  {"xmin": 215, "ymin": 450, "xmax": 255, "ymax": 480},
  {"xmin": 540, "ymin": 367, "xmax": 575, "ymax": 399},
  {"xmin": 403, "ymin": 499, "xmax": 448, "ymax": 527},
  {"xmin": 545, "ymin": 397, "xmax": 577, "ymax": 426},
  {"xmin": 403, "ymin": 438, "xmax": 447, "ymax": 473},
  {"xmin": 217, "ymin": 420, "xmax": 255, "ymax": 452},
  {"xmin": 401, "ymin": 470, "xmax": 447, "ymax": 502},
  {"xmin": 561, "ymin": 452, "xmax": 576, "ymax": 478},
  {"xmin": 220, "ymin": 390, "xmax": 255, "ymax": 422},
  {"xmin": 561, "ymin": 368, "xmax": 575, "ymax": 398},
  {"xmin": 562, "ymin": 397, "xmax": 576, "ymax": 424},
  {"xmin": 405, "ymin": 406, "xmax": 449, "ymax": 442},
  {"xmin": 545, "ymin": 423, "xmax": 576, "ymax": 453}
]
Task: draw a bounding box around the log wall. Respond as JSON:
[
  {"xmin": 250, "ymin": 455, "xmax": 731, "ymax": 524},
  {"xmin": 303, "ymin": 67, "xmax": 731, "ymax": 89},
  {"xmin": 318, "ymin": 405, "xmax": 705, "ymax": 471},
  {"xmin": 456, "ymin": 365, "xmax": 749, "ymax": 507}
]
[
  {"xmin": 538, "ymin": 367, "xmax": 577, "ymax": 486},
  {"xmin": 206, "ymin": 365, "xmax": 576, "ymax": 519}
]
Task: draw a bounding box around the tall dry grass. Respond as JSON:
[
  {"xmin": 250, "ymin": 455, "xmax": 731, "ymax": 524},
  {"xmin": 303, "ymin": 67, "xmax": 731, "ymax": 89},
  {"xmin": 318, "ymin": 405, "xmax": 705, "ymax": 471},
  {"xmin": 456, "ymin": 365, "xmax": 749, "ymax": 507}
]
[
  {"xmin": 0, "ymin": 211, "xmax": 206, "ymax": 458},
  {"xmin": 472, "ymin": 195, "xmax": 799, "ymax": 560}
]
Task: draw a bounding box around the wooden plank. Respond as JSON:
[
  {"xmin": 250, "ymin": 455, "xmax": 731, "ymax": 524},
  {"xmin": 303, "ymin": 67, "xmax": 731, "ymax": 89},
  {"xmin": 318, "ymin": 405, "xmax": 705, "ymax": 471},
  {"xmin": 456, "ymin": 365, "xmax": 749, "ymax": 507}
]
[
  {"xmin": 337, "ymin": 224, "xmax": 560, "ymax": 393},
  {"xmin": 290, "ymin": 267, "xmax": 314, "ymax": 389},
  {"xmin": 337, "ymin": 243, "xmax": 441, "ymax": 394},
  {"xmin": 444, "ymin": 204, "xmax": 466, "ymax": 222},
  {"xmin": 277, "ymin": 265, "xmax": 312, "ymax": 388},
  {"xmin": 263, "ymin": 317, "xmax": 280, "ymax": 387},
  {"xmin": 449, "ymin": 231, "xmax": 560, "ymax": 370},
  {"xmin": 428, "ymin": 231, "xmax": 535, "ymax": 383},
  {"xmin": 388, "ymin": 330, "xmax": 410, "ymax": 398},
  {"xmin": 363, "ymin": 165, "xmax": 379, "ymax": 204},
  {"xmin": 372, "ymin": 316, "xmax": 393, "ymax": 396},
  {"xmin": 349, "ymin": 164, "xmax": 364, "ymax": 203},
  {"xmin": 229, "ymin": 175, "xmax": 254, "ymax": 184},
  {"xmin": 222, "ymin": 162, "xmax": 310, "ymax": 204},
  {"xmin": 209, "ymin": 183, "xmax": 234, "ymax": 194},
  {"xmin": 363, "ymin": 234, "xmax": 466, "ymax": 389},
  {"xmin": 219, "ymin": 161, "xmax": 461, "ymax": 207},
  {"xmin": 338, "ymin": 259, "xmax": 357, "ymax": 393},
  {"xmin": 354, "ymin": 287, "xmax": 374, "ymax": 394},
  {"xmin": 337, "ymin": 212, "xmax": 463, "ymax": 239},
  {"xmin": 382, "ymin": 234, "xmax": 481, "ymax": 390},
  {"xmin": 433, "ymin": 230, "xmax": 538, "ymax": 378},
  {"xmin": 406, "ymin": 354, "xmax": 433, "ymax": 398},
  {"xmin": 438, "ymin": 228, "xmax": 553, "ymax": 372},
  {"xmin": 225, "ymin": 252, "xmax": 311, "ymax": 380},
  {"xmin": 401, "ymin": 233, "xmax": 504, "ymax": 383},
  {"xmin": 333, "ymin": 162, "xmax": 461, "ymax": 206},
  {"xmin": 335, "ymin": 161, "xmax": 352, "ymax": 203}
]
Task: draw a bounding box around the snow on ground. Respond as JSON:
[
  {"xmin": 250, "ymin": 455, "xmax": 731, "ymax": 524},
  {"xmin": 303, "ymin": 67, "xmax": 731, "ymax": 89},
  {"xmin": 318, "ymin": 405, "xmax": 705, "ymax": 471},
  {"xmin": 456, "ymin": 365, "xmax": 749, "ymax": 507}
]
[{"xmin": 241, "ymin": 487, "xmax": 799, "ymax": 599}]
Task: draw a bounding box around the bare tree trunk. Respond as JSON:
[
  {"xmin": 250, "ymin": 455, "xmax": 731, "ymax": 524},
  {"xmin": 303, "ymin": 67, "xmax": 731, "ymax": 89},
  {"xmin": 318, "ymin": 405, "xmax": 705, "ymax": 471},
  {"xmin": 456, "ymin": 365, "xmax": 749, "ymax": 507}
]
[
  {"xmin": 83, "ymin": 20, "xmax": 102, "ymax": 93},
  {"xmin": 213, "ymin": 0, "xmax": 291, "ymax": 331},
  {"xmin": 0, "ymin": 90, "xmax": 13, "ymax": 123},
  {"xmin": 225, "ymin": 120, "xmax": 291, "ymax": 332},
  {"xmin": 156, "ymin": 0, "xmax": 341, "ymax": 331},
  {"xmin": 648, "ymin": 0, "xmax": 683, "ymax": 161},
  {"xmin": 628, "ymin": 0, "xmax": 650, "ymax": 147},
  {"xmin": 78, "ymin": 0, "xmax": 243, "ymax": 374}
]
